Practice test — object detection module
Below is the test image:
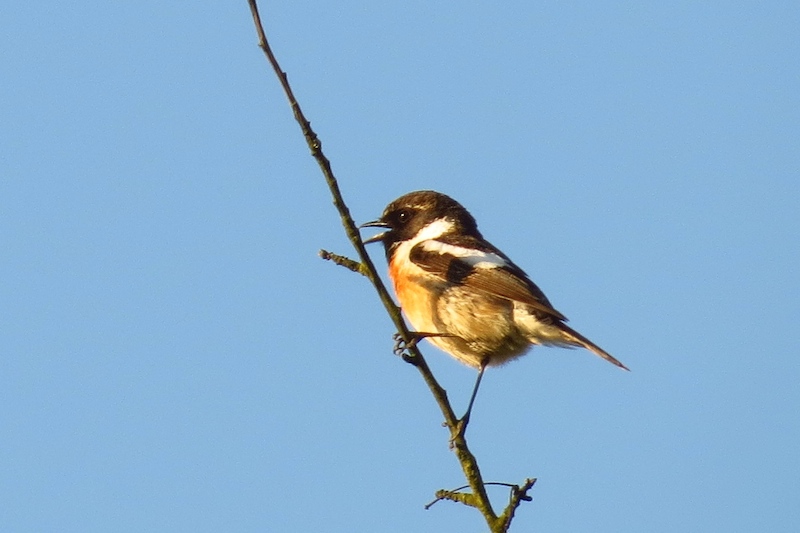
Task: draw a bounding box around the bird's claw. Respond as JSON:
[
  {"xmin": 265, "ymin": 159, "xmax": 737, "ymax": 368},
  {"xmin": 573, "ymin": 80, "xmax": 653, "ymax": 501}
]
[
  {"xmin": 391, "ymin": 333, "xmax": 405, "ymax": 355},
  {"xmin": 392, "ymin": 333, "xmax": 425, "ymax": 366},
  {"xmin": 392, "ymin": 333, "xmax": 421, "ymax": 364},
  {"xmin": 392, "ymin": 332, "xmax": 419, "ymax": 353}
]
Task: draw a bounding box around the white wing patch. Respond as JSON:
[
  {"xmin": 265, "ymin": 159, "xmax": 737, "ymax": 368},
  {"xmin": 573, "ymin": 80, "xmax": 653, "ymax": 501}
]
[{"xmin": 420, "ymin": 240, "xmax": 507, "ymax": 269}]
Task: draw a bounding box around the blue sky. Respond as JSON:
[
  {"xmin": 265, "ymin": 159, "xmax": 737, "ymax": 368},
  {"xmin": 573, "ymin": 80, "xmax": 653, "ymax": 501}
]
[{"xmin": 2, "ymin": 2, "xmax": 799, "ymax": 531}]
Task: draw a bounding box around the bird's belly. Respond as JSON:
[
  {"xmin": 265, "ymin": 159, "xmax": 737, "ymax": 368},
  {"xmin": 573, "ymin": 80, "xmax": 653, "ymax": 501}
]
[{"xmin": 435, "ymin": 288, "xmax": 531, "ymax": 368}]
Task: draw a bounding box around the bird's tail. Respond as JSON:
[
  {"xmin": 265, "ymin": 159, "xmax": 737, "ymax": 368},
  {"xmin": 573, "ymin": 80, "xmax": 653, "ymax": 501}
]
[{"xmin": 558, "ymin": 323, "xmax": 630, "ymax": 371}]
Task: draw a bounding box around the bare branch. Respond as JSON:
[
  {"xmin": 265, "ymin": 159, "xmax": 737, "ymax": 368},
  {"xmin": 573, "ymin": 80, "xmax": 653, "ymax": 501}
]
[
  {"xmin": 246, "ymin": 2, "xmax": 535, "ymax": 530},
  {"xmin": 426, "ymin": 487, "xmax": 479, "ymax": 510},
  {"xmin": 319, "ymin": 249, "xmax": 366, "ymax": 275},
  {"xmin": 498, "ymin": 478, "xmax": 538, "ymax": 530}
]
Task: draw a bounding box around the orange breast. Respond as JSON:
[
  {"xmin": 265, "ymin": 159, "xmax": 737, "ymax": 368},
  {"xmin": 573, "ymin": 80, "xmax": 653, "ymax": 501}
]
[{"xmin": 389, "ymin": 257, "xmax": 438, "ymax": 333}]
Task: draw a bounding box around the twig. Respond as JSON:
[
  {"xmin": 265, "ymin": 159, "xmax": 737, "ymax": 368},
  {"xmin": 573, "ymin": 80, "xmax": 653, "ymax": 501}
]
[
  {"xmin": 498, "ymin": 478, "xmax": 538, "ymax": 530},
  {"xmin": 425, "ymin": 481, "xmax": 536, "ymax": 510},
  {"xmin": 424, "ymin": 480, "xmax": 537, "ymax": 531},
  {"xmin": 426, "ymin": 487, "xmax": 479, "ymax": 510},
  {"xmin": 319, "ymin": 249, "xmax": 366, "ymax": 275}
]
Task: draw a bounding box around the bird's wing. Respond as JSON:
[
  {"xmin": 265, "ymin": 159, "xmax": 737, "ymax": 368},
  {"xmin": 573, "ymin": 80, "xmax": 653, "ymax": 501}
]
[{"xmin": 409, "ymin": 236, "xmax": 568, "ymax": 322}]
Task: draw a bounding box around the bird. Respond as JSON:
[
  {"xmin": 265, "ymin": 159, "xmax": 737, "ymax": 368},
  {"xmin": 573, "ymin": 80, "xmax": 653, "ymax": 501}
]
[{"xmin": 361, "ymin": 190, "xmax": 628, "ymax": 425}]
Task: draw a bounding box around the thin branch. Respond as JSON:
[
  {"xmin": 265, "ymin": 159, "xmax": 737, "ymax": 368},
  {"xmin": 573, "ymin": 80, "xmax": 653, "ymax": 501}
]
[
  {"xmin": 426, "ymin": 488, "xmax": 479, "ymax": 510},
  {"xmin": 497, "ymin": 478, "xmax": 538, "ymax": 530},
  {"xmin": 246, "ymin": 2, "xmax": 534, "ymax": 530},
  {"xmin": 319, "ymin": 249, "xmax": 366, "ymax": 276},
  {"xmin": 425, "ymin": 480, "xmax": 537, "ymax": 531},
  {"xmin": 425, "ymin": 481, "xmax": 535, "ymax": 510}
]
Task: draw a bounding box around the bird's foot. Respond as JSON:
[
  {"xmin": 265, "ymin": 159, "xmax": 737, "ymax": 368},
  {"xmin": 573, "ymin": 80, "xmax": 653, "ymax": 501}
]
[
  {"xmin": 392, "ymin": 331, "xmax": 454, "ymax": 364},
  {"xmin": 392, "ymin": 333, "xmax": 422, "ymax": 364}
]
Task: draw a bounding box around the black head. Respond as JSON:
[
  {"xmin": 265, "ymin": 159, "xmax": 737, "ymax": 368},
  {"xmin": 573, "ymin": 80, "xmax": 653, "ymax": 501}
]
[{"xmin": 361, "ymin": 190, "xmax": 481, "ymax": 257}]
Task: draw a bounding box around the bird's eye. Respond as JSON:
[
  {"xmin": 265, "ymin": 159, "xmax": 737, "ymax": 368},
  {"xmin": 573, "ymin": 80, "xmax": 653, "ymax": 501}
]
[{"xmin": 396, "ymin": 209, "xmax": 411, "ymax": 224}]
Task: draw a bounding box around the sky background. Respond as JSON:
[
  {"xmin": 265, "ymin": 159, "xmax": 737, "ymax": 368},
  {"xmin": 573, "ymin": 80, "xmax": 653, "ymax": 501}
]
[{"xmin": 2, "ymin": 2, "xmax": 799, "ymax": 532}]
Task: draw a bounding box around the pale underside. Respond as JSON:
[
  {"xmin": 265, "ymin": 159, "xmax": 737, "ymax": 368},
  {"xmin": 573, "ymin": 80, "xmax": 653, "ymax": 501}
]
[{"xmin": 389, "ymin": 240, "xmax": 578, "ymax": 369}]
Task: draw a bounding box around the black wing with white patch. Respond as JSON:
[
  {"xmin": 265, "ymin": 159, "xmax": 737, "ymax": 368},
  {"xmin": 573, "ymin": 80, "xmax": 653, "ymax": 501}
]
[{"xmin": 408, "ymin": 235, "xmax": 568, "ymax": 322}]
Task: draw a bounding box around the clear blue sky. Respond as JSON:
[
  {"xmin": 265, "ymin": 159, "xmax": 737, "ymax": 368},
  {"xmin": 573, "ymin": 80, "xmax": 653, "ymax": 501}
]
[{"xmin": 2, "ymin": 2, "xmax": 799, "ymax": 532}]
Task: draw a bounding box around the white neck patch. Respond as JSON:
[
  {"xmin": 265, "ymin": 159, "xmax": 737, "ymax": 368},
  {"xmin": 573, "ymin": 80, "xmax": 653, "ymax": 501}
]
[
  {"xmin": 393, "ymin": 218, "xmax": 455, "ymax": 263},
  {"xmin": 413, "ymin": 218, "xmax": 455, "ymax": 243}
]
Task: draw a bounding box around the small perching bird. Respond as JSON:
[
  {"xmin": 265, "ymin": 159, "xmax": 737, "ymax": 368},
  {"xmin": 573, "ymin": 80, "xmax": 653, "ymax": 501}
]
[{"xmin": 362, "ymin": 190, "xmax": 628, "ymax": 424}]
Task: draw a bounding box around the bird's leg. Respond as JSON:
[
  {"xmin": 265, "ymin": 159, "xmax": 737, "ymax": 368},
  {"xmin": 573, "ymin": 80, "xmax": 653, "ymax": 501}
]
[{"xmin": 453, "ymin": 361, "xmax": 488, "ymax": 439}]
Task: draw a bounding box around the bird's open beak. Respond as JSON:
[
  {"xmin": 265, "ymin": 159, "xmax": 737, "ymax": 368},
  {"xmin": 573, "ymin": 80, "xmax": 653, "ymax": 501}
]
[{"xmin": 360, "ymin": 220, "xmax": 390, "ymax": 244}]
